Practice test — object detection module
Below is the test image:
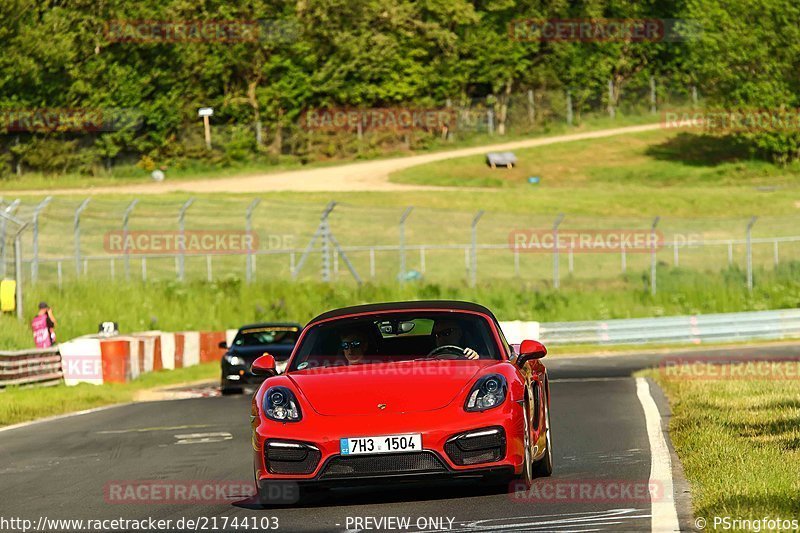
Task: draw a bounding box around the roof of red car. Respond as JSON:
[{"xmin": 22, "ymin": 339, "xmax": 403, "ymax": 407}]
[{"xmin": 309, "ymin": 300, "xmax": 497, "ymax": 324}]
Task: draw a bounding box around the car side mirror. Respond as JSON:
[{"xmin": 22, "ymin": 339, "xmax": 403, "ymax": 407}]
[
  {"xmin": 251, "ymin": 353, "xmax": 277, "ymax": 376},
  {"xmin": 516, "ymin": 339, "xmax": 547, "ymax": 366},
  {"xmin": 218, "ymin": 341, "xmax": 228, "ymax": 349}
]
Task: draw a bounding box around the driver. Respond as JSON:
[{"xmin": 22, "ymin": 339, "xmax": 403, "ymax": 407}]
[
  {"xmin": 339, "ymin": 329, "xmax": 371, "ymax": 365},
  {"xmin": 432, "ymin": 319, "xmax": 479, "ymax": 359}
]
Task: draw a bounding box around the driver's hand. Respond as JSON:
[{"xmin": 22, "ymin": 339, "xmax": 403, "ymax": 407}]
[{"xmin": 463, "ymin": 348, "xmax": 479, "ymax": 359}]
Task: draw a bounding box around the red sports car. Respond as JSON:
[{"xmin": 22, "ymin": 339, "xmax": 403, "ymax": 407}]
[{"xmin": 249, "ymin": 301, "xmax": 552, "ymax": 505}]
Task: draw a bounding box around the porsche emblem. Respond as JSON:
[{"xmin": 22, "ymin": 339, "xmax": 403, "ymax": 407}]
[{"xmin": 377, "ymin": 403, "xmax": 387, "ymax": 410}]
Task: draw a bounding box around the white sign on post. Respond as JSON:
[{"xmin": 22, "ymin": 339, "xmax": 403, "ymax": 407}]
[{"xmin": 198, "ymin": 107, "xmax": 214, "ymax": 149}]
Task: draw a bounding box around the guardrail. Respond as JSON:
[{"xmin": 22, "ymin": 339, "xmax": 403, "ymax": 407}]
[
  {"xmin": 0, "ymin": 347, "xmax": 62, "ymax": 386},
  {"xmin": 538, "ymin": 308, "xmax": 800, "ymax": 346}
]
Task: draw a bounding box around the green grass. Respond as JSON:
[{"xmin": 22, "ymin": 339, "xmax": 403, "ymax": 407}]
[
  {"xmin": 388, "ymin": 129, "xmax": 800, "ymax": 217},
  {"xmin": 644, "ymin": 364, "xmax": 800, "ymax": 520},
  {"xmin": 3, "ymin": 263, "xmax": 800, "ymax": 350},
  {"xmin": 0, "ymin": 362, "xmax": 218, "ymax": 427},
  {"xmin": 0, "ymin": 114, "xmax": 658, "ymax": 191}
]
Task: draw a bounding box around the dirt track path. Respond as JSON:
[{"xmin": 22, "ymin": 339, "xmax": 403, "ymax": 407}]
[{"xmin": 20, "ymin": 123, "xmax": 661, "ymax": 195}]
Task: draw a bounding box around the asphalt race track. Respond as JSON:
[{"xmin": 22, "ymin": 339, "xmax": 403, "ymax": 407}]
[{"xmin": 3, "ymin": 344, "xmax": 795, "ymax": 532}]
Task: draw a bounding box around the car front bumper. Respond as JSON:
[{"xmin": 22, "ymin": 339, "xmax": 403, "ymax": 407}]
[{"xmin": 252, "ymin": 400, "xmax": 526, "ymax": 485}]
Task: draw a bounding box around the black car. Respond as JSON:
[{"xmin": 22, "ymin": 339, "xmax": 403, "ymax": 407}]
[{"xmin": 220, "ymin": 322, "xmax": 302, "ymax": 394}]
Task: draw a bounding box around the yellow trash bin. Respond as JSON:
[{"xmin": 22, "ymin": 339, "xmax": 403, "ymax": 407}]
[{"xmin": 0, "ymin": 280, "xmax": 15, "ymax": 312}]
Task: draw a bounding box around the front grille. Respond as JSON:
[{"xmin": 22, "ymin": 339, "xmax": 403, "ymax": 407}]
[
  {"xmin": 445, "ymin": 427, "xmax": 505, "ymax": 466},
  {"xmin": 265, "ymin": 442, "xmax": 321, "ymax": 475},
  {"xmin": 319, "ymin": 452, "xmax": 447, "ymax": 480}
]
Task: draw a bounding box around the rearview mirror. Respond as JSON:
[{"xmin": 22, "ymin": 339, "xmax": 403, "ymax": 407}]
[
  {"xmin": 251, "ymin": 353, "xmax": 277, "ymax": 377},
  {"xmin": 218, "ymin": 341, "xmax": 227, "ymax": 349},
  {"xmin": 516, "ymin": 339, "xmax": 547, "ymax": 366}
]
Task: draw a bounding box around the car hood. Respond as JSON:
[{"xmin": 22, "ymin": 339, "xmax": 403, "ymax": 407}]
[
  {"xmin": 228, "ymin": 345, "xmax": 294, "ymax": 361},
  {"xmin": 288, "ymin": 359, "xmax": 497, "ymax": 415}
]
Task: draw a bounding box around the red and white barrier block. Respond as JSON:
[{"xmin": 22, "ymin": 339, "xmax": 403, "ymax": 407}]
[{"xmin": 58, "ymin": 330, "xmax": 229, "ymax": 386}]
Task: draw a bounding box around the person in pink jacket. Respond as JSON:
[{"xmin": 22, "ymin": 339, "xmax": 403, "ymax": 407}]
[{"xmin": 31, "ymin": 301, "xmax": 57, "ymax": 348}]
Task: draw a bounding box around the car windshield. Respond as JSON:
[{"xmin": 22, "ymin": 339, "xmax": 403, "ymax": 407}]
[
  {"xmin": 233, "ymin": 326, "xmax": 300, "ymax": 346},
  {"xmin": 290, "ymin": 311, "xmax": 500, "ymax": 370}
]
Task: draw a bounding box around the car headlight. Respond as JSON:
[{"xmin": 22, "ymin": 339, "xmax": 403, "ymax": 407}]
[
  {"xmin": 226, "ymin": 355, "xmax": 245, "ymax": 366},
  {"xmin": 263, "ymin": 386, "xmax": 302, "ymax": 422},
  {"xmin": 465, "ymin": 374, "xmax": 507, "ymax": 412}
]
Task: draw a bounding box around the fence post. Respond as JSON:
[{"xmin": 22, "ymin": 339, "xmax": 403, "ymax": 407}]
[
  {"xmin": 607, "ymin": 79, "xmax": 615, "ymax": 119},
  {"xmin": 566, "ymin": 90, "xmax": 573, "ymax": 126},
  {"xmin": 470, "ymin": 210, "xmax": 484, "ymax": 287},
  {"xmin": 177, "ymin": 198, "xmax": 194, "ymax": 281},
  {"xmin": 0, "ymin": 209, "xmax": 27, "ymax": 321},
  {"xmin": 320, "ymin": 202, "xmax": 336, "ymax": 282},
  {"xmin": 727, "ymin": 241, "xmax": 733, "ymax": 265},
  {"xmin": 621, "ymin": 242, "xmax": 627, "ymax": 273},
  {"xmin": 14, "ymin": 231, "xmax": 23, "ymax": 320},
  {"xmin": 673, "ymin": 235, "xmax": 679, "ymax": 266},
  {"xmin": 691, "ymin": 85, "xmax": 698, "ymax": 108},
  {"xmin": 527, "ymin": 89, "xmax": 535, "ymax": 125},
  {"xmin": 74, "ymin": 198, "xmax": 91, "ymax": 278},
  {"xmin": 245, "ymin": 198, "xmax": 260, "ymax": 284},
  {"xmin": 122, "ymin": 199, "xmax": 138, "ymax": 280},
  {"xmin": 650, "ymin": 216, "xmax": 661, "ymax": 296},
  {"xmin": 774, "ymin": 240, "xmax": 779, "ymax": 267},
  {"xmin": 399, "ymin": 207, "xmax": 413, "ymax": 282},
  {"xmin": 552, "ymin": 213, "xmax": 565, "ymax": 289},
  {"xmin": 650, "ymin": 76, "xmax": 657, "ymax": 114},
  {"xmin": 31, "ymin": 196, "xmax": 52, "ymax": 284},
  {"xmin": 746, "ymin": 216, "xmax": 758, "ymax": 292},
  {"xmin": 1, "ymin": 199, "xmax": 21, "ymax": 279}
]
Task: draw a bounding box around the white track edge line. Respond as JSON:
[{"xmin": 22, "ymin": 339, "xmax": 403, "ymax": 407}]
[{"xmin": 635, "ymin": 377, "xmax": 681, "ymax": 533}]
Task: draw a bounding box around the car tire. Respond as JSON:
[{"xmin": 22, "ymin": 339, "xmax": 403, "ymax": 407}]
[
  {"xmin": 531, "ymin": 391, "xmax": 553, "ymax": 478},
  {"xmin": 220, "ymin": 377, "xmax": 243, "ymax": 395},
  {"xmin": 499, "ymin": 393, "xmax": 535, "ymax": 494}
]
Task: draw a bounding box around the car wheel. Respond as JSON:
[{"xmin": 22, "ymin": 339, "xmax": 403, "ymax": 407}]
[
  {"xmin": 531, "ymin": 391, "xmax": 553, "ymax": 478},
  {"xmin": 501, "ymin": 393, "xmax": 534, "ymax": 494},
  {"xmin": 520, "ymin": 394, "xmax": 535, "ymax": 487}
]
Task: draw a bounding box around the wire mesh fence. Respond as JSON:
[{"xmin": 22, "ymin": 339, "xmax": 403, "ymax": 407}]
[
  {"xmin": 2, "ymin": 74, "xmax": 701, "ymax": 175},
  {"xmin": 1, "ymin": 196, "xmax": 798, "ymax": 293}
]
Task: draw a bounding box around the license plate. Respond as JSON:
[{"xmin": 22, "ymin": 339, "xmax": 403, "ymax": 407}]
[{"xmin": 340, "ymin": 434, "xmax": 422, "ymax": 455}]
